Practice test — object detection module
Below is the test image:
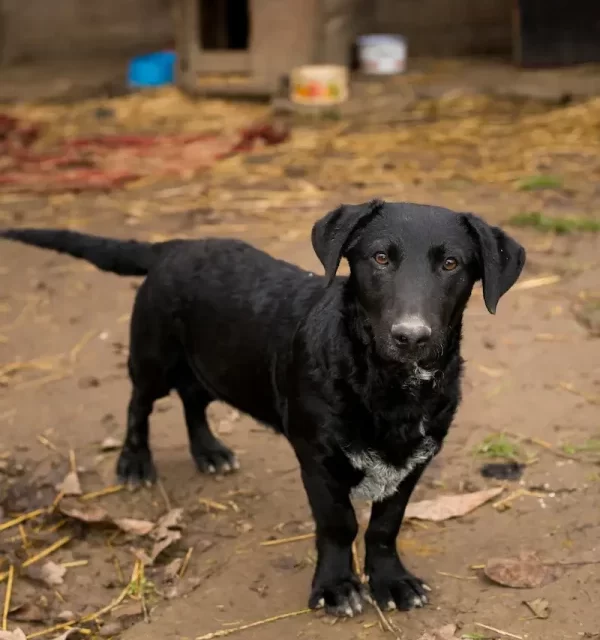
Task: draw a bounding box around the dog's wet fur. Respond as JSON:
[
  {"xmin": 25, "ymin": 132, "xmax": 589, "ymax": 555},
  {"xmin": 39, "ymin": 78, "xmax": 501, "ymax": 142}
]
[{"xmin": 1, "ymin": 200, "xmax": 526, "ymax": 616}]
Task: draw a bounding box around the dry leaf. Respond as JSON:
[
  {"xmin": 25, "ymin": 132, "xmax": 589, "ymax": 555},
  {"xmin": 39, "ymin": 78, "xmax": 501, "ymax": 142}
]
[
  {"xmin": 524, "ymin": 597, "xmax": 550, "ymax": 619},
  {"xmin": 163, "ymin": 558, "xmax": 183, "ymax": 582},
  {"xmin": 60, "ymin": 500, "xmax": 155, "ymax": 536},
  {"xmin": 131, "ymin": 548, "xmax": 153, "ymax": 566},
  {"xmin": 110, "ymin": 601, "xmax": 143, "ymax": 621},
  {"xmin": 405, "ymin": 487, "xmax": 503, "ymax": 522},
  {"xmin": 100, "ymin": 437, "xmax": 121, "ymax": 451},
  {"xmin": 0, "ymin": 631, "xmax": 27, "ymax": 640},
  {"xmin": 153, "ymin": 508, "xmax": 184, "ymax": 532},
  {"xmin": 151, "ymin": 529, "xmax": 182, "ymax": 562},
  {"xmin": 149, "ymin": 508, "xmax": 185, "ymax": 561},
  {"xmin": 25, "ymin": 561, "xmax": 67, "ymax": 587},
  {"xmin": 57, "ymin": 471, "xmax": 82, "ymax": 496},
  {"xmin": 485, "ymin": 551, "xmax": 563, "ymax": 588},
  {"xmin": 9, "ymin": 602, "xmax": 48, "ymax": 622},
  {"xmin": 113, "ymin": 518, "xmax": 155, "ymax": 536},
  {"xmin": 60, "ymin": 502, "xmax": 109, "ymax": 524},
  {"xmin": 417, "ymin": 624, "xmax": 458, "ymax": 640}
]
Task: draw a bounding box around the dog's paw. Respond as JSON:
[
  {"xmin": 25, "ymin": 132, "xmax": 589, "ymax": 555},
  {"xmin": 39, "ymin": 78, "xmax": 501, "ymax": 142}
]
[
  {"xmin": 191, "ymin": 440, "xmax": 239, "ymax": 475},
  {"xmin": 309, "ymin": 576, "xmax": 366, "ymax": 618},
  {"xmin": 116, "ymin": 447, "xmax": 157, "ymax": 487},
  {"xmin": 367, "ymin": 569, "xmax": 430, "ymax": 611}
]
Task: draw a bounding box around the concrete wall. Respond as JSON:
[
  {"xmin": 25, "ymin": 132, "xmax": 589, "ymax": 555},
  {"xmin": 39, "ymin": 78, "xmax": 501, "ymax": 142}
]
[
  {"xmin": 0, "ymin": 0, "xmax": 173, "ymax": 65},
  {"xmin": 367, "ymin": 0, "xmax": 512, "ymax": 56}
]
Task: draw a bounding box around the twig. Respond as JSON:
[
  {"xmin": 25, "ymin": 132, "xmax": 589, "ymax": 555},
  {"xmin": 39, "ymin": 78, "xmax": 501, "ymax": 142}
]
[
  {"xmin": 37, "ymin": 435, "xmax": 61, "ymax": 454},
  {"xmin": 2, "ymin": 565, "xmax": 14, "ymax": 630},
  {"xmin": 504, "ymin": 430, "xmax": 582, "ymax": 461},
  {"xmin": 198, "ymin": 498, "xmax": 229, "ymax": 512},
  {"xmin": 69, "ymin": 330, "xmax": 97, "ymax": 364},
  {"xmin": 352, "ymin": 542, "xmax": 361, "ymax": 577},
  {"xmin": 368, "ymin": 598, "xmax": 402, "ymax": 638},
  {"xmin": 14, "ymin": 371, "xmax": 71, "ymax": 391},
  {"xmin": 436, "ymin": 571, "xmax": 477, "ymax": 581},
  {"xmin": 157, "ymin": 479, "xmax": 172, "ymax": 511},
  {"xmin": 69, "ymin": 449, "xmax": 77, "ymax": 473},
  {"xmin": 475, "ymin": 622, "xmax": 523, "ymax": 639},
  {"xmin": 558, "ymin": 381, "xmax": 599, "ymax": 406},
  {"xmin": 260, "ymin": 533, "xmax": 315, "ymax": 547},
  {"xmin": 22, "ymin": 535, "xmax": 72, "ymax": 568},
  {"xmin": 195, "ymin": 609, "xmax": 311, "ymax": 640},
  {"xmin": 493, "ymin": 489, "xmax": 544, "ymax": 510},
  {"xmin": 80, "ymin": 485, "xmax": 124, "ymax": 501},
  {"xmin": 0, "ymin": 508, "xmax": 45, "ymax": 533},
  {"xmin": 180, "ymin": 547, "xmax": 194, "ymax": 578},
  {"xmin": 61, "ymin": 560, "xmax": 89, "ymax": 569},
  {"xmin": 28, "ymin": 560, "xmax": 139, "ymax": 638},
  {"xmin": 512, "ymin": 275, "xmax": 560, "ymax": 291}
]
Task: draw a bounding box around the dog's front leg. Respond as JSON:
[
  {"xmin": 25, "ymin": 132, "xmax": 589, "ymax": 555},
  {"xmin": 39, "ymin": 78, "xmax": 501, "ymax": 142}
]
[
  {"xmin": 298, "ymin": 456, "xmax": 364, "ymax": 617},
  {"xmin": 364, "ymin": 466, "xmax": 430, "ymax": 611}
]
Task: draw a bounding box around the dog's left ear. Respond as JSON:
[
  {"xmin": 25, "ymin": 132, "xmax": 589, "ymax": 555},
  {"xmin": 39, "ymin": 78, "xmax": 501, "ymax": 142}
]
[
  {"xmin": 462, "ymin": 213, "xmax": 526, "ymax": 314},
  {"xmin": 311, "ymin": 199, "xmax": 383, "ymax": 285}
]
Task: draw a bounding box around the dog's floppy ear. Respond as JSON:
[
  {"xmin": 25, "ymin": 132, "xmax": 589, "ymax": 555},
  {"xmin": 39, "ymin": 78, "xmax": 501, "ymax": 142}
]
[
  {"xmin": 311, "ymin": 199, "xmax": 384, "ymax": 285},
  {"xmin": 463, "ymin": 213, "xmax": 526, "ymax": 314}
]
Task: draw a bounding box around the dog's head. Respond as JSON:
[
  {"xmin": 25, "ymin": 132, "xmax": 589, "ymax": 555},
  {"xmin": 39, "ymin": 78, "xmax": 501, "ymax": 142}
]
[{"xmin": 312, "ymin": 200, "xmax": 526, "ymax": 364}]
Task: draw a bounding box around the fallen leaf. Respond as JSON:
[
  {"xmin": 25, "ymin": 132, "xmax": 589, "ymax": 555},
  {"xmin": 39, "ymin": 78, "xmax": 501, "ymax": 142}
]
[
  {"xmin": 153, "ymin": 508, "xmax": 184, "ymax": 532},
  {"xmin": 113, "ymin": 518, "xmax": 155, "ymax": 536},
  {"xmin": 417, "ymin": 624, "xmax": 458, "ymax": 640},
  {"xmin": 149, "ymin": 508, "xmax": 185, "ymax": 561},
  {"xmin": 56, "ymin": 610, "xmax": 76, "ymax": 622},
  {"xmin": 485, "ymin": 551, "xmax": 563, "ymax": 588},
  {"xmin": 151, "ymin": 529, "xmax": 182, "ymax": 562},
  {"xmin": 57, "ymin": 471, "xmax": 82, "ymax": 497},
  {"xmin": 0, "ymin": 631, "xmax": 27, "ymax": 640},
  {"xmin": 163, "ymin": 558, "xmax": 183, "ymax": 582},
  {"xmin": 524, "ymin": 597, "xmax": 550, "ymax": 619},
  {"xmin": 60, "ymin": 502, "xmax": 109, "ymax": 524},
  {"xmin": 98, "ymin": 621, "xmax": 122, "ymax": 638},
  {"xmin": 110, "ymin": 601, "xmax": 143, "ymax": 621},
  {"xmin": 131, "ymin": 548, "xmax": 153, "ymax": 566},
  {"xmin": 9, "ymin": 602, "xmax": 48, "ymax": 622},
  {"xmin": 405, "ymin": 487, "xmax": 504, "ymax": 522},
  {"xmin": 24, "ymin": 561, "xmax": 67, "ymax": 587},
  {"xmin": 60, "ymin": 500, "xmax": 155, "ymax": 536},
  {"xmin": 100, "ymin": 437, "xmax": 121, "ymax": 451}
]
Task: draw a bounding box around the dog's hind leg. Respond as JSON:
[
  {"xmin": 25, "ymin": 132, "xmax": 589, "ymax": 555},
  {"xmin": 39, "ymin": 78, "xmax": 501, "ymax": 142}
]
[{"xmin": 175, "ymin": 371, "xmax": 239, "ymax": 474}]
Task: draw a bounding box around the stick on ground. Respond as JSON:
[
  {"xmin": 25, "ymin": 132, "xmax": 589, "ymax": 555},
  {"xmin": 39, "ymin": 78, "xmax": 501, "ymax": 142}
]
[{"xmin": 195, "ymin": 609, "xmax": 311, "ymax": 640}]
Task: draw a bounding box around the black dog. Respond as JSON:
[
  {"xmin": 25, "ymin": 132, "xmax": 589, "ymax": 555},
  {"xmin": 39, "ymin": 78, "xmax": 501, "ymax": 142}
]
[{"xmin": 0, "ymin": 200, "xmax": 525, "ymax": 617}]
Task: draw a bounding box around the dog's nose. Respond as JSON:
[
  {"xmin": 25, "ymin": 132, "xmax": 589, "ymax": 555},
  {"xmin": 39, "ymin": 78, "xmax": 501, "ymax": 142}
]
[{"xmin": 391, "ymin": 320, "xmax": 432, "ymax": 347}]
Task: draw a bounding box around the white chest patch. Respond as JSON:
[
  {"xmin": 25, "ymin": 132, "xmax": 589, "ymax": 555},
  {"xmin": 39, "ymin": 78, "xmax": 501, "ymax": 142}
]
[{"xmin": 347, "ymin": 431, "xmax": 437, "ymax": 502}]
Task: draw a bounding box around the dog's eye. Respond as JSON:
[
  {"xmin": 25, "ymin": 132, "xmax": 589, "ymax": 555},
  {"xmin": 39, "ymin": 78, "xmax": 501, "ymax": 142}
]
[
  {"xmin": 442, "ymin": 257, "xmax": 458, "ymax": 271},
  {"xmin": 373, "ymin": 252, "xmax": 389, "ymax": 266}
]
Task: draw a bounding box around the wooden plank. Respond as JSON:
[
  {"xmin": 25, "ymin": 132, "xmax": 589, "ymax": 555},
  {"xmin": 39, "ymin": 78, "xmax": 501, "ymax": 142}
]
[
  {"xmin": 250, "ymin": 0, "xmax": 319, "ymax": 90},
  {"xmin": 196, "ymin": 51, "xmax": 250, "ymax": 73}
]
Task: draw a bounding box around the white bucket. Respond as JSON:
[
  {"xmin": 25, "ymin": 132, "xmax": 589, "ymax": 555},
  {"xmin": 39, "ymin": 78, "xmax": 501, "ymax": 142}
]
[{"xmin": 357, "ymin": 34, "xmax": 407, "ymax": 75}]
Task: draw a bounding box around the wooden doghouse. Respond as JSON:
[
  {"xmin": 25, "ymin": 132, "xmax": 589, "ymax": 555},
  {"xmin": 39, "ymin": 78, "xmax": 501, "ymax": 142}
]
[{"xmin": 173, "ymin": 0, "xmax": 359, "ymax": 97}]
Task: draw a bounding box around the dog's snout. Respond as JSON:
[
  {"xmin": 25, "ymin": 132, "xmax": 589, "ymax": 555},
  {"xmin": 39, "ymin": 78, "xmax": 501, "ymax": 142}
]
[{"xmin": 391, "ymin": 319, "xmax": 432, "ymax": 347}]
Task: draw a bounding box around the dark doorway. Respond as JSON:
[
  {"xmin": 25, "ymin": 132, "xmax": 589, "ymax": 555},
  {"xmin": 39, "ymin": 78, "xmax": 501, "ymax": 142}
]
[{"xmin": 199, "ymin": 0, "xmax": 249, "ymax": 50}]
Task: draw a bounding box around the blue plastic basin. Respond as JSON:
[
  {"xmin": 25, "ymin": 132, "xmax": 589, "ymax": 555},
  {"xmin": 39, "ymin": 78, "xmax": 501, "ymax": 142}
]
[{"xmin": 127, "ymin": 51, "xmax": 177, "ymax": 88}]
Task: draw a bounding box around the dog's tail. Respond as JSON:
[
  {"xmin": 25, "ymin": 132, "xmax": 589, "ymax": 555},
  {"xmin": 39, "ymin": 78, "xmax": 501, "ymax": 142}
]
[{"xmin": 0, "ymin": 228, "xmax": 162, "ymax": 276}]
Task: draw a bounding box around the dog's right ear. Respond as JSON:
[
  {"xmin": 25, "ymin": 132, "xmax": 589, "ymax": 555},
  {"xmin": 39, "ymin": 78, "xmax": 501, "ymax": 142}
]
[{"xmin": 311, "ymin": 199, "xmax": 384, "ymax": 285}]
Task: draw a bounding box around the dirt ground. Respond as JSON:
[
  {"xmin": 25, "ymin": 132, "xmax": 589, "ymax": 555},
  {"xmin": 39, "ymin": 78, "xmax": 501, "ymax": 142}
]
[{"xmin": 1, "ymin": 78, "xmax": 599, "ymax": 640}]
